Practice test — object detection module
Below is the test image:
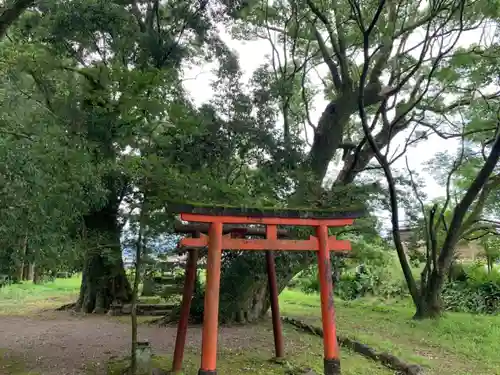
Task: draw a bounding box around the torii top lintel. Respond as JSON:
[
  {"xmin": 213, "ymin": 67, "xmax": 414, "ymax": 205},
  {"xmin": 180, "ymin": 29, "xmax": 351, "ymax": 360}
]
[
  {"xmin": 169, "ymin": 202, "xmax": 364, "ymax": 252},
  {"xmin": 169, "ymin": 202, "xmax": 364, "ymax": 223}
]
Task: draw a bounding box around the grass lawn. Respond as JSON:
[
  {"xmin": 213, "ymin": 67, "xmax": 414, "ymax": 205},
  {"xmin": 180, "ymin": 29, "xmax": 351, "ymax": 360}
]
[
  {"xmin": 0, "ymin": 276, "xmax": 80, "ymax": 315},
  {"xmin": 1, "ymin": 278, "xmax": 498, "ymax": 374},
  {"xmin": 280, "ymin": 289, "xmax": 500, "ymax": 375},
  {"xmin": 107, "ymin": 326, "xmax": 392, "ymax": 375},
  {"xmin": 0, "ymin": 349, "xmax": 34, "ymax": 375}
]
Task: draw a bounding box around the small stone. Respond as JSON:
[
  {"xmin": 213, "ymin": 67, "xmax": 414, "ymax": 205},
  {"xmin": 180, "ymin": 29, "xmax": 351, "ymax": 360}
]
[
  {"xmin": 300, "ymin": 368, "xmax": 318, "ymax": 375},
  {"xmin": 407, "ymin": 365, "xmax": 425, "ymax": 375},
  {"xmin": 151, "ymin": 368, "xmax": 169, "ymax": 375},
  {"xmin": 270, "ymin": 356, "xmax": 286, "ymax": 364}
]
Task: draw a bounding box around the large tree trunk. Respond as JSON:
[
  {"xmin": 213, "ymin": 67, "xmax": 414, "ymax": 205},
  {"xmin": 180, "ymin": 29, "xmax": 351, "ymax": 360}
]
[
  {"xmin": 22, "ymin": 264, "xmax": 30, "ymax": 280},
  {"xmin": 190, "ymin": 252, "xmax": 312, "ymax": 323},
  {"xmin": 75, "ymin": 202, "xmax": 132, "ymax": 314},
  {"xmin": 33, "ymin": 265, "xmax": 42, "ymax": 284},
  {"xmin": 16, "ymin": 264, "xmax": 24, "ymax": 282},
  {"xmin": 414, "ymin": 270, "xmax": 444, "ymax": 319},
  {"xmin": 28, "ymin": 262, "xmax": 36, "ymax": 282},
  {"xmin": 16, "ymin": 234, "xmax": 28, "ymax": 282},
  {"xmin": 219, "ymin": 253, "xmax": 311, "ymax": 322}
]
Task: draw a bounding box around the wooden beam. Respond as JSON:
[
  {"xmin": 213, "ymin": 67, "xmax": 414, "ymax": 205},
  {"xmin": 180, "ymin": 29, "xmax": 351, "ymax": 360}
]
[
  {"xmin": 174, "ymin": 221, "xmax": 291, "ymax": 238},
  {"xmin": 179, "ymin": 234, "xmax": 351, "ymax": 251},
  {"xmin": 167, "ymin": 201, "xmax": 364, "ymax": 219},
  {"xmin": 181, "ymin": 213, "xmax": 355, "ymax": 227}
]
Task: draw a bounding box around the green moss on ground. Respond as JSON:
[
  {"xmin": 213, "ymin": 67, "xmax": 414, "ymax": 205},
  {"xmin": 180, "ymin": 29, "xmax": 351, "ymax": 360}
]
[
  {"xmin": 0, "ymin": 350, "xmax": 39, "ymax": 375},
  {"xmin": 108, "ymin": 325, "xmax": 391, "ymax": 375}
]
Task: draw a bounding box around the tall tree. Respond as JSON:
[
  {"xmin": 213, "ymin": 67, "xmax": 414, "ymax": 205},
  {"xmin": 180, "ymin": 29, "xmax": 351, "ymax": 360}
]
[
  {"xmin": 0, "ymin": 35, "xmax": 106, "ymax": 280},
  {"xmin": 355, "ymin": 3, "xmax": 500, "ymax": 315},
  {"xmin": 3, "ymin": 0, "xmax": 243, "ymax": 312},
  {"xmin": 400, "ymin": 105, "xmax": 500, "ymax": 317},
  {"xmin": 202, "ymin": 0, "xmax": 500, "ymax": 321}
]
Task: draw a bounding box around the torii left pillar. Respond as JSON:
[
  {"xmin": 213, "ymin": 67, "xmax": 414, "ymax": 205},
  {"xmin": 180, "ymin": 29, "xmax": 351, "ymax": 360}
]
[{"xmin": 171, "ymin": 242, "xmax": 200, "ymax": 373}]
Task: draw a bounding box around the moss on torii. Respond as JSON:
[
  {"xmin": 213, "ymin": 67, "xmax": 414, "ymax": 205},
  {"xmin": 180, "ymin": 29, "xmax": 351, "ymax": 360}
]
[{"xmin": 166, "ymin": 200, "xmax": 365, "ymax": 219}]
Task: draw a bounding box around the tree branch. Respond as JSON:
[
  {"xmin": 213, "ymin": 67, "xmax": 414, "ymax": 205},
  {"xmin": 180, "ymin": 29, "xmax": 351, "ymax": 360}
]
[
  {"xmin": 0, "ymin": 0, "xmax": 34, "ymax": 39},
  {"xmin": 306, "ymin": 0, "xmax": 349, "ymax": 88},
  {"xmin": 459, "ymin": 174, "xmax": 500, "ymax": 236},
  {"xmin": 438, "ymin": 126, "xmax": 500, "ymax": 271},
  {"xmin": 309, "ymin": 22, "xmax": 343, "ymax": 89},
  {"xmin": 355, "ymin": 0, "xmax": 422, "ymax": 308}
]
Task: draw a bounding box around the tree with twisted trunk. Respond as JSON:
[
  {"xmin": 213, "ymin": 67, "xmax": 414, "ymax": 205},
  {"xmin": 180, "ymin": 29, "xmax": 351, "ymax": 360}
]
[{"xmin": 203, "ymin": 0, "xmax": 500, "ymax": 321}]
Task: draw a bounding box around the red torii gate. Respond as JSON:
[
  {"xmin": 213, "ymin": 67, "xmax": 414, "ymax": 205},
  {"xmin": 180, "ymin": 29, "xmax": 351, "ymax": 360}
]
[{"xmin": 169, "ymin": 203, "xmax": 362, "ymax": 375}]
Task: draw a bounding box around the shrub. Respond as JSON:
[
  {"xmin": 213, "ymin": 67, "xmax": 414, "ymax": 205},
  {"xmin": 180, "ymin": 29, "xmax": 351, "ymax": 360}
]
[
  {"xmin": 294, "ymin": 264, "xmax": 409, "ymax": 300},
  {"xmin": 290, "ymin": 234, "xmax": 405, "ymax": 299},
  {"xmin": 442, "ymin": 262, "xmax": 500, "ymax": 314},
  {"xmin": 442, "ymin": 280, "xmax": 500, "ymax": 314},
  {"xmin": 448, "ymin": 262, "xmax": 468, "ymax": 282}
]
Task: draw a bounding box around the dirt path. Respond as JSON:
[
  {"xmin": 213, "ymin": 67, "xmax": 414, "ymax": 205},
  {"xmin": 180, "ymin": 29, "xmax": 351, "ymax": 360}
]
[{"xmin": 0, "ymin": 312, "xmax": 263, "ymax": 375}]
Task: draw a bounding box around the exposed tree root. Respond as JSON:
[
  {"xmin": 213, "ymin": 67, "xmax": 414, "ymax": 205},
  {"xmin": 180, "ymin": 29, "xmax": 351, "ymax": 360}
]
[
  {"xmin": 149, "ymin": 309, "xmax": 181, "ymax": 326},
  {"xmin": 282, "ymin": 317, "xmax": 424, "ymax": 375},
  {"xmin": 56, "ymin": 302, "xmax": 77, "ymax": 311}
]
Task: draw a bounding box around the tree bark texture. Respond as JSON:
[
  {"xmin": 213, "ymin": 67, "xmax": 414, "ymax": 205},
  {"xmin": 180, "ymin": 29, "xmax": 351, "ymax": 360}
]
[
  {"xmin": 28, "ymin": 262, "xmax": 35, "ymax": 281},
  {"xmin": 76, "ymin": 202, "xmax": 132, "ymax": 313},
  {"xmin": 0, "ymin": 0, "xmax": 34, "ymax": 39},
  {"xmin": 414, "ymin": 271, "xmax": 443, "ymax": 319},
  {"xmin": 33, "ymin": 265, "xmax": 42, "ymax": 284},
  {"xmin": 191, "ymin": 251, "xmax": 308, "ymax": 323},
  {"xmin": 218, "ymin": 253, "xmax": 306, "ymax": 323}
]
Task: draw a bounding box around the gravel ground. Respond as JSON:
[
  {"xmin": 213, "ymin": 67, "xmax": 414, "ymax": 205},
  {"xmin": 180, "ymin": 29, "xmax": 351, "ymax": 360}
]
[{"xmin": 0, "ymin": 312, "xmax": 267, "ymax": 375}]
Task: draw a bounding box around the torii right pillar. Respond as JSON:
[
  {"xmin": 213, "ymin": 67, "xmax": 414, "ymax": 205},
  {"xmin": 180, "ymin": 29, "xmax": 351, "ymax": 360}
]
[{"xmin": 316, "ymin": 224, "xmax": 340, "ymax": 374}]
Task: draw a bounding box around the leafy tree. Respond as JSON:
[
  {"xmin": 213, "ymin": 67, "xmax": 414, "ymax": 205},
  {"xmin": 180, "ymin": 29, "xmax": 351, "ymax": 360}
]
[
  {"xmin": 1, "ymin": 0, "xmax": 240, "ymax": 311},
  {"xmin": 381, "ymin": 94, "xmax": 500, "ymax": 317},
  {"xmin": 0, "ymin": 32, "xmax": 106, "ymax": 281},
  {"xmin": 480, "ymin": 235, "xmax": 500, "ymax": 274},
  {"xmin": 3, "ymin": 0, "xmax": 289, "ymax": 313},
  {"xmin": 195, "ymin": 0, "xmax": 500, "ymax": 321}
]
